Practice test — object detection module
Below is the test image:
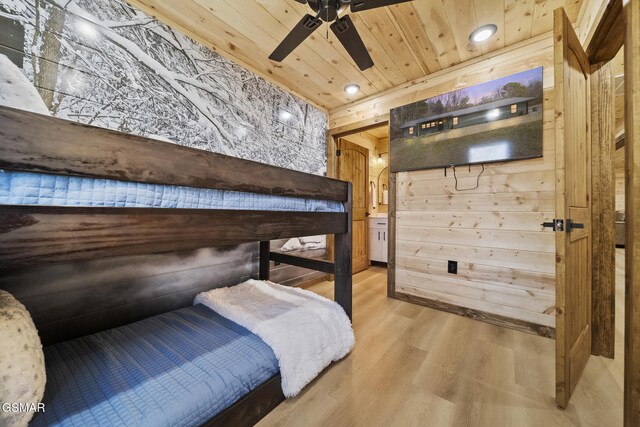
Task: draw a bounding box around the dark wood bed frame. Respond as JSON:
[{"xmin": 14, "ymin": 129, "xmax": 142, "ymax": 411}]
[{"xmin": 0, "ymin": 106, "xmax": 352, "ymax": 426}]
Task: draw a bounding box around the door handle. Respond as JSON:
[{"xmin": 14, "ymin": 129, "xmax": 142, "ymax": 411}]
[
  {"xmin": 378, "ymin": 231, "xmax": 380, "ymax": 240},
  {"xmin": 566, "ymin": 219, "xmax": 585, "ymax": 232},
  {"xmin": 383, "ymin": 231, "xmax": 386, "ymax": 240},
  {"xmin": 542, "ymin": 219, "xmax": 564, "ymax": 232}
]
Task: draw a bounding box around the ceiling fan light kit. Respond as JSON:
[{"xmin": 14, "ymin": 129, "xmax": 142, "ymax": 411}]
[{"xmin": 271, "ymin": 0, "xmax": 414, "ymax": 71}]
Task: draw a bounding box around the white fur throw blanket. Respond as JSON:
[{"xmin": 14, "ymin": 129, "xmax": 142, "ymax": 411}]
[{"xmin": 194, "ymin": 280, "xmax": 354, "ymax": 397}]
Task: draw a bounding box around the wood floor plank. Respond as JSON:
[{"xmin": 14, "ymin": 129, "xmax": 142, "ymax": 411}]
[{"xmin": 258, "ymin": 253, "xmax": 625, "ymax": 426}]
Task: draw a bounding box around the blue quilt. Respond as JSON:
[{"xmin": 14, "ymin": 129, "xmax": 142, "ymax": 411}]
[
  {"xmin": 0, "ymin": 171, "xmax": 343, "ymax": 212},
  {"xmin": 30, "ymin": 305, "xmax": 279, "ymax": 427}
]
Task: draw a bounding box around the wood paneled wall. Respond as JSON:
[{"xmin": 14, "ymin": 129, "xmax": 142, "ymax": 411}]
[
  {"xmin": 329, "ymin": 35, "xmax": 557, "ymax": 333},
  {"xmin": 393, "ymin": 129, "xmax": 556, "ymax": 329}
]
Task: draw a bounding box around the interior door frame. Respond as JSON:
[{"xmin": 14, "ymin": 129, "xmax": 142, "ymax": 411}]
[
  {"xmin": 584, "ymin": 0, "xmax": 624, "ymax": 361},
  {"xmin": 336, "ymin": 137, "xmax": 370, "ymax": 274},
  {"xmin": 583, "ymin": 2, "xmax": 640, "ymax": 424},
  {"xmin": 581, "ymin": 1, "xmax": 640, "ymax": 423},
  {"xmin": 326, "ymin": 118, "xmax": 390, "ymax": 277},
  {"xmin": 623, "ymin": 1, "xmax": 640, "ymax": 425}
]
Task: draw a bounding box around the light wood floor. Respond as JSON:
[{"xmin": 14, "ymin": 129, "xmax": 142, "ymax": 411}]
[{"xmin": 258, "ymin": 250, "xmax": 625, "ymax": 427}]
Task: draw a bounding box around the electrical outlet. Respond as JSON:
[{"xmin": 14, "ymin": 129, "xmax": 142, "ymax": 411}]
[{"xmin": 448, "ymin": 260, "xmax": 458, "ymax": 275}]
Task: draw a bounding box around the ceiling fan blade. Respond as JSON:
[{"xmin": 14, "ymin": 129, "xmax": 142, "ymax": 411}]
[
  {"xmin": 293, "ymin": 0, "xmax": 307, "ymax": 3},
  {"xmin": 350, "ymin": 0, "xmax": 413, "ymax": 12},
  {"xmin": 330, "ymin": 15, "xmax": 374, "ymax": 71},
  {"xmin": 269, "ymin": 14, "xmax": 322, "ymax": 62}
]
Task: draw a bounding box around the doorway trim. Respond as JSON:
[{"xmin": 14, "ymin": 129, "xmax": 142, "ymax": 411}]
[
  {"xmin": 623, "ymin": 1, "xmax": 640, "ymax": 425},
  {"xmin": 582, "ymin": 0, "xmax": 623, "ymax": 360},
  {"xmin": 326, "ymin": 116, "xmax": 390, "ymax": 280}
]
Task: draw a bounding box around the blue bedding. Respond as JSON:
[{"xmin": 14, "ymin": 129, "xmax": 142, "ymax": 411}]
[
  {"xmin": 30, "ymin": 305, "xmax": 279, "ymax": 427},
  {"xmin": 0, "ymin": 171, "xmax": 343, "ymax": 212}
]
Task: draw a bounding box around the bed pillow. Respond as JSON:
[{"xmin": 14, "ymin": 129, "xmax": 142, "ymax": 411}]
[
  {"xmin": 299, "ymin": 235, "xmax": 324, "ymax": 245},
  {"xmin": 0, "ymin": 290, "xmax": 46, "ymax": 427},
  {"xmin": 280, "ymin": 237, "xmax": 302, "ymax": 252},
  {"xmin": 300, "ymin": 235, "xmax": 326, "ymax": 250}
]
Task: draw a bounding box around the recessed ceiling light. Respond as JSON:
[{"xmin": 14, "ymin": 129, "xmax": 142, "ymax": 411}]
[
  {"xmin": 345, "ymin": 84, "xmax": 360, "ymax": 95},
  {"xmin": 469, "ymin": 24, "xmax": 497, "ymax": 43}
]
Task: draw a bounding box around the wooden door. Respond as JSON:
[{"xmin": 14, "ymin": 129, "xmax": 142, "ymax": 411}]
[
  {"xmin": 338, "ymin": 138, "xmax": 369, "ymax": 273},
  {"xmin": 554, "ymin": 7, "xmax": 592, "ymax": 409}
]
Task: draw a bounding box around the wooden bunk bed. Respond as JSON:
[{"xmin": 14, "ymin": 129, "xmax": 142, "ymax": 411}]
[{"xmin": 0, "ymin": 105, "xmax": 352, "ymax": 427}]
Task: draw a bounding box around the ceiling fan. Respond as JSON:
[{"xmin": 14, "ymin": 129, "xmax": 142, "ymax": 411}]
[{"xmin": 269, "ymin": 0, "xmax": 413, "ymax": 71}]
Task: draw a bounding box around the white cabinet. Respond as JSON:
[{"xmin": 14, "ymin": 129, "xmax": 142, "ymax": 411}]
[{"xmin": 369, "ymin": 217, "xmax": 388, "ymax": 263}]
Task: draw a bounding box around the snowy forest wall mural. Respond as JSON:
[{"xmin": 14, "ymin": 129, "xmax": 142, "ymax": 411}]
[
  {"xmin": 0, "ymin": 0, "xmax": 328, "ymax": 175},
  {"xmin": 0, "ymin": 0, "xmax": 329, "ymax": 291}
]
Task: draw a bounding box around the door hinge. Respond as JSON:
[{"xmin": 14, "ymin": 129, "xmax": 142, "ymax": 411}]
[{"xmin": 542, "ymin": 219, "xmax": 564, "ymax": 232}]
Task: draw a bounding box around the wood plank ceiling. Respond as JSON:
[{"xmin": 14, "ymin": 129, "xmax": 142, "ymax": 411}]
[
  {"xmin": 126, "ymin": 0, "xmax": 584, "ymax": 111},
  {"xmin": 363, "ymin": 125, "xmax": 389, "ymax": 139}
]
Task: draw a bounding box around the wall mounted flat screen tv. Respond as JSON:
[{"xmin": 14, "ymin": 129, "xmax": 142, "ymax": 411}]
[{"xmin": 389, "ymin": 67, "xmax": 544, "ymax": 173}]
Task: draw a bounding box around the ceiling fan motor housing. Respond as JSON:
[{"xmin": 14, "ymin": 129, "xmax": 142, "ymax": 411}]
[{"xmin": 308, "ymin": 0, "xmax": 351, "ymax": 22}]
